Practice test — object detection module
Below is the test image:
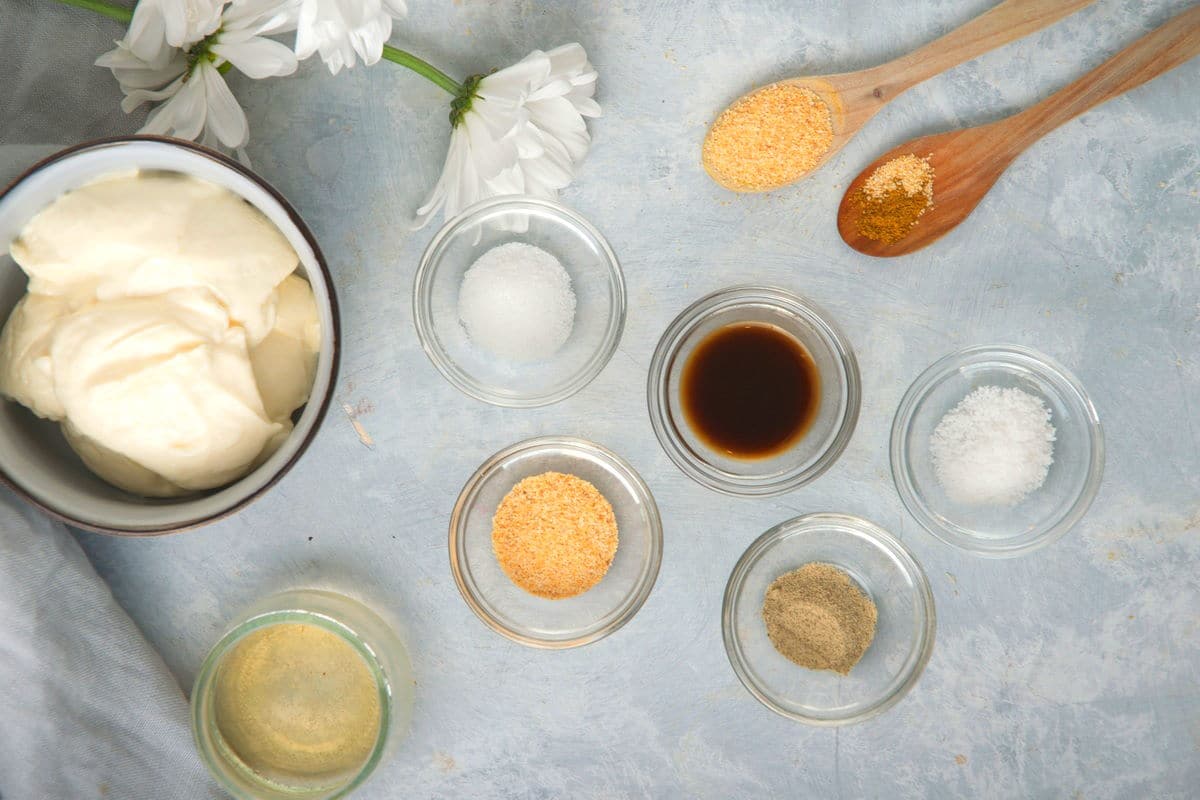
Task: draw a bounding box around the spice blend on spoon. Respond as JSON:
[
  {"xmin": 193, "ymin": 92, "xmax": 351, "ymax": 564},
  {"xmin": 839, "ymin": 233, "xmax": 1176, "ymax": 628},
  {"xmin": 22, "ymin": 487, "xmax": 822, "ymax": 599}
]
[
  {"xmin": 853, "ymin": 154, "xmax": 934, "ymax": 243},
  {"xmin": 703, "ymin": 84, "xmax": 835, "ymax": 192},
  {"xmin": 762, "ymin": 562, "xmax": 877, "ymax": 675}
]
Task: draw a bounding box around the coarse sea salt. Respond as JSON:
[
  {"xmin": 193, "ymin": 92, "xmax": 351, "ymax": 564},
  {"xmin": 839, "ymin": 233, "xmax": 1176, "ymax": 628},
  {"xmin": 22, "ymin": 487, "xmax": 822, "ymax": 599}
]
[
  {"xmin": 457, "ymin": 242, "xmax": 576, "ymax": 362},
  {"xmin": 929, "ymin": 385, "xmax": 1056, "ymax": 507}
]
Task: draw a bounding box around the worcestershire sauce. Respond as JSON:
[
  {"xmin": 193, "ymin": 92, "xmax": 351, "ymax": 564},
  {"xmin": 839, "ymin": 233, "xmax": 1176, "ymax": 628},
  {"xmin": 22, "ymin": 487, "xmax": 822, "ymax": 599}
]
[{"xmin": 681, "ymin": 323, "xmax": 820, "ymax": 459}]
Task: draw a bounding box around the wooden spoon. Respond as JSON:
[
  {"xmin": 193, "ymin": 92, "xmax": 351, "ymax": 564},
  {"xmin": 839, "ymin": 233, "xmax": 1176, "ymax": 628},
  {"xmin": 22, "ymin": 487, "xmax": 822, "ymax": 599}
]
[
  {"xmin": 703, "ymin": 0, "xmax": 1095, "ymax": 192},
  {"xmin": 837, "ymin": 5, "xmax": 1200, "ymax": 257}
]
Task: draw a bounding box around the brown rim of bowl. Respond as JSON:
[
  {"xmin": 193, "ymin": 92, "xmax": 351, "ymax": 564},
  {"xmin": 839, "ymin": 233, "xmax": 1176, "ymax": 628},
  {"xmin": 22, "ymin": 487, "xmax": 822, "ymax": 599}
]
[{"xmin": 0, "ymin": 135, "xmax": 342, "ymax": 537}]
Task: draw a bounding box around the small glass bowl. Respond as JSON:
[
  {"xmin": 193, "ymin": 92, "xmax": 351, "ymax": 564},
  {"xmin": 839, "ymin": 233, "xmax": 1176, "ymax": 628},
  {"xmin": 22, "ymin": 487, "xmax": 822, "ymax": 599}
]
[
  {"xmin": 890, "ymin": 345, "xmax": 1104, "ymax": 557},
  {"xmin": 413, "ymin": 197, "xmax": 626, "ymax": 407},
  {"xmin": 647, "ymin": 286, "xmax": 861, "ymax": 496},
  {"xmin": 449, "ymin": 436, "xmax": 663, "ymax": 648},
  {"xmin": 191, "ymin": 590, "xmax": 414, "ymax": 800},
  {"xmin": 722, "ymin": 513, "xmax": 935, "ymax": 726}
]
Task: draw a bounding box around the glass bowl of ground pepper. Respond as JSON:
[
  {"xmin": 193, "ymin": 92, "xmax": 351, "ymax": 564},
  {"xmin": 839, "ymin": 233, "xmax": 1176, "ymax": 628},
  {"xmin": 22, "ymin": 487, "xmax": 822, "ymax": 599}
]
[
  {"xmin": 648, "ymin": 286, "xmax": 861, "ymax": 496},
  {"xmin": 722, "ymin": 513, "xmax": 935, "ymax": 725},
  {"xmin": 891, "ymin": 345, "xmax": 1105, "ymax": 557},
  {"xmin": 449, "ymin": 436, "xmax": 663, "ymax": 648}
]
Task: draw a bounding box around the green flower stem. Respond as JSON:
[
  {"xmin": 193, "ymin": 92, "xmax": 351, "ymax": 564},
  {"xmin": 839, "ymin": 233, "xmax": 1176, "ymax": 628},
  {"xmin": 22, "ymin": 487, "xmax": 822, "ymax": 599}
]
[
  {"xmin": 55, "ymin": 0, "xmax": 132, "ymax": 24},
  {"xmin": 381, "ymin": 45, "xmax": 462, "ymax": 96}
]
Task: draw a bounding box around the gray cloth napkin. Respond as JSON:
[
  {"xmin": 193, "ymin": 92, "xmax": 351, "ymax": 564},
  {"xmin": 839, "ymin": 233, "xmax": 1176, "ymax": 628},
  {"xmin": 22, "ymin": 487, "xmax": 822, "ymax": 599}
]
[{"xmin": 0, "ymin": 491, "xmax": 219, "ymax": 800}]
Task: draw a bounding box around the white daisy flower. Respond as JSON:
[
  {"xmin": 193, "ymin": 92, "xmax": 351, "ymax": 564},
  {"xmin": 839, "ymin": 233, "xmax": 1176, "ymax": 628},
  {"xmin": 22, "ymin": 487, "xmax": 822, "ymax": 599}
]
[
  {"xmin": 124, "ymin": 0, "xmax": 224, "ymax": 64},
  {"xmin": 98, "ymin": 0, "xmax": 300, "ymax": 150},
  {"xmin": 415, "ymin": 43, "xmax": 601, "ymax": 228},
  {"xmin": 294, "ymin": 0, "xmax": 408, "ymax": 75}
]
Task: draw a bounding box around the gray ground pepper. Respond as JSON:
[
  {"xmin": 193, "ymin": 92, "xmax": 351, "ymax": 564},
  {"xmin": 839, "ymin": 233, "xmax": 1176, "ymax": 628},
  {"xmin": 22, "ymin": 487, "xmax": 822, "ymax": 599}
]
[{"xmin": 761, "ymin": 563, "xmax": 878, "ymax": 675}]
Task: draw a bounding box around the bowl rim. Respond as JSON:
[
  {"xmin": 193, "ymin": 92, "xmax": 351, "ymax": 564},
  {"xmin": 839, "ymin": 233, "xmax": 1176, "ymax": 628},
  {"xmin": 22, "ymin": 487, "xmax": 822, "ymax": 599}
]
[
  {"xmin": 448, "ymin": 435, "xmax": 663, "ymax": 649},
  {"xmin": 0, "ymin": 135, "xmax": 341, "ymax": 536},
  {"xmin": 889, "ymin": 343, "xmax": 1105, "ymax": 558},
  {"xmin": 412, "ymin": 195, "xmax": 626, "ymax": 408},
  {"xmin": 646, "ymin": 285, "xmax": 861, "ymax": 496},
  {"xmin": 721, "ymin": 512, "xmax": 936, "ymax": 726}
]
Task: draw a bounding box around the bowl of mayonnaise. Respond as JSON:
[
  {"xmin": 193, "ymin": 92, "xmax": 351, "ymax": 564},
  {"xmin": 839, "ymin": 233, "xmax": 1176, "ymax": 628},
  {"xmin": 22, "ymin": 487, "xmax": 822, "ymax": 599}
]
[{"xmin": 0, "ymin": 136, "xmax": 339, "ymax": 534}]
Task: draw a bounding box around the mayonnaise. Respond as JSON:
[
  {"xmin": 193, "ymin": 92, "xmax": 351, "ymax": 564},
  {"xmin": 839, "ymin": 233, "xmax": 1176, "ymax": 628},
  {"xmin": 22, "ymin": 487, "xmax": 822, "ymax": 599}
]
[{"xmin": 0, "ymin": 171, "xmax": 321, "ymax": 497}]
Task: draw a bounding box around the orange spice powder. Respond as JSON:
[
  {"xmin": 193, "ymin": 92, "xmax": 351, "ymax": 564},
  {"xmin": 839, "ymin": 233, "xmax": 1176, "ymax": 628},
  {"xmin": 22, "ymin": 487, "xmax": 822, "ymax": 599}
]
[
  {"xmin": 491, "ymin": 472, "xmax": 618, "ymax": 599},
  {"xmin": 854, "ymin": 154, "xmax": 935, "ymax": 244},
  {"xmin": 703, "ymin": 83, "xmax": 834, "ymax": 191}
]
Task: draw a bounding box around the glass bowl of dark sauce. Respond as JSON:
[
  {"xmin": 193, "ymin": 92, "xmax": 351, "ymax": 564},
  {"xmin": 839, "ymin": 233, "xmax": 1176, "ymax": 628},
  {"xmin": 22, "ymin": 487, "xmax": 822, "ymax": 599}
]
[{"xmin": 648, "ymin": 286, "xmax": 860, "ymax": 496}]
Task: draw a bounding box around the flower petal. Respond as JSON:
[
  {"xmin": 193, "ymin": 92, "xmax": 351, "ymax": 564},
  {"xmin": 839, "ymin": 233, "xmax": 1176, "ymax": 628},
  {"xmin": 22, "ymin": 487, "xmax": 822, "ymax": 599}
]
[
  {"xmin": 462, "ymin": 111, "xmax": 525, "ymax": 181},
  {"xmin": 293, "ymin": 0, "xmax": 399, "ymax": 74},
  {"xmin": 222, "ymin": 0, "xmax": 300, "ymax": 36},
  {"xmin": 544, "ymin": 43, "xmax": 589, "ymax": 75},
  {"xmin": 347, "ymin": 12, "xmax": 391, "ymax": 66},
  {"xmin": 98, "ymin": 42, "xmax": 189, "ymax": 91},
  {"xmin": 478, "ymin": 55, "xmax": 544, "ymax": 101},
  {"xmin": 415, "ymin": 128, "xmax": 465, "ymax": 226},
  {"xmin": 140, "ymin": 70, "xmax": 206, "ymax": 139},
  {"xmin": 198, "ymin": 63, "xmax": 250, "ymax": 148},
  {"xmin": 177, "ymin": 0, "xmax": 225, "ymax": 43},
  {"xmin": 126, "ymin": 2, "xmax": 169, "ymax": 63},
  {"xmin": 483, "ymin": 162, "xmax": 525, "ymax": 196},
  {"xmin": 212, "ymin": 36, "xmax": 298, "ymax": 78},
  {"xmin": 522, "ymin": 143, "xmax": 573, "ymax": 189},
  {"xmin": 120, "ymin": 74, "xmax": 185, "ymax": 113}
]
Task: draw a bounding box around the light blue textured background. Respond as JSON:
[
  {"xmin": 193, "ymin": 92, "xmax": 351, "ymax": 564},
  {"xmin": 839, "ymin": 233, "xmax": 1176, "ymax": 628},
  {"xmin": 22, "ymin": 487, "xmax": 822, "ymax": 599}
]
[{"xmin": 3, "ymin": 0, "xmax": 1199, "ymax": 797}]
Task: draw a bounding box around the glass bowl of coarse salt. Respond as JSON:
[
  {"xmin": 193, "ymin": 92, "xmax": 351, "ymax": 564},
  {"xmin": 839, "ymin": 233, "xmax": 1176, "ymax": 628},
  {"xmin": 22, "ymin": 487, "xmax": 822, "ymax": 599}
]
[
  {"xmin": 413, "ymin": 197, "xmax": 625, "ymax": 407},
  {"xmin": 891, "ymin": 345, "xmax": 1104, "ymax": 557},
  {"xmin": 449, "ymin": 436, "xmax": 663, "ymax": 648},
  {"xmin": 722, "ymin": 513, "xmax": 936, "ymax": 725}
]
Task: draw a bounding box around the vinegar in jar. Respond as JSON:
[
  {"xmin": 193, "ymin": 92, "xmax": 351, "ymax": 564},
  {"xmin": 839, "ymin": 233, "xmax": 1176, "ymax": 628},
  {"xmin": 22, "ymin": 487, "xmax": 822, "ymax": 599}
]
[{"xmin": 212, "ymin": 622, "xmax": 382, "ymax": 789}]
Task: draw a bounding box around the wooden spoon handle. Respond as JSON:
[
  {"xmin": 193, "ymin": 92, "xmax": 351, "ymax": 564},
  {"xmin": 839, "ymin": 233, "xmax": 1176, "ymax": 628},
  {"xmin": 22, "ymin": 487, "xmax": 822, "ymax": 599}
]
[
  {"xmin": 881, "ymin": 0, "xmax": 1095, "ymax": 96},
  {"xmin": 1007, "ymin": 6, "xmax": 1200, "ymax": 151}
]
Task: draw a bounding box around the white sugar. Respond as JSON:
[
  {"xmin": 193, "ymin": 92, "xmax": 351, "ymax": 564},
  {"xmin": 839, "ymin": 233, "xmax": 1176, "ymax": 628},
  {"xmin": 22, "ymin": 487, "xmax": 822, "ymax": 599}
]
[
  {"xmin": 929, "ymin": 385, "xmax": 1056, "ymax": 507},
  {"xmin": 457, "ymin": 242, "xmax": 576, "ymax": 362}
]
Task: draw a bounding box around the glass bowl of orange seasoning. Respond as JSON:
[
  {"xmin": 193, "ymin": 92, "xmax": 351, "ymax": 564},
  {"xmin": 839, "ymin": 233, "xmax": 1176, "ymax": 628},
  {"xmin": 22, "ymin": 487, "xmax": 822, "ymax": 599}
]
[{"xmin": 449, "ymin": 436, "xmax": 663, "ymax": 648}]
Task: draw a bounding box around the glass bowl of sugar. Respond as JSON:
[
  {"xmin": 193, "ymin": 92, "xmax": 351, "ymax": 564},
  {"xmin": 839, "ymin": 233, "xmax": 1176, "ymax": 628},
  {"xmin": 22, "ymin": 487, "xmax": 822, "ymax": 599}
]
[
  {"xmin": 413, "ymin": 196, "xmax": 626, "ymax": 407},
  {"xmin": 891, "ymin": 345, "xmax": 1105, "ymax": 557}
]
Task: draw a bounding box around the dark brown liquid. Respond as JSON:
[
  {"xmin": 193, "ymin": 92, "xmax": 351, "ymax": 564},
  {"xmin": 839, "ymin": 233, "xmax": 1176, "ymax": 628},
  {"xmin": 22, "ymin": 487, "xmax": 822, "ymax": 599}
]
[{"xmin": 681, "ymin": 323, "xmax": 820, "ymax": 459}]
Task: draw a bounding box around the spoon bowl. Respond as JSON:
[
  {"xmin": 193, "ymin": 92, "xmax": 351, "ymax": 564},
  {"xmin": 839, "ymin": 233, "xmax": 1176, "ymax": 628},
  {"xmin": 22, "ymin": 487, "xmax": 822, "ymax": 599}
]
[{"xmin": 837, "ymin": 125, "xmax": 1007, "ymax": 257}]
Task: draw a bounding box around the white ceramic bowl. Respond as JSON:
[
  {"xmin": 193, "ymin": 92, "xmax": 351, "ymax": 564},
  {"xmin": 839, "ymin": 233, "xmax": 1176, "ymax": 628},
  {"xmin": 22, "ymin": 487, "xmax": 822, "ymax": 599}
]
[{"xmin": 0, "ymin": 137, "xmax": 340, "ymax": 534}]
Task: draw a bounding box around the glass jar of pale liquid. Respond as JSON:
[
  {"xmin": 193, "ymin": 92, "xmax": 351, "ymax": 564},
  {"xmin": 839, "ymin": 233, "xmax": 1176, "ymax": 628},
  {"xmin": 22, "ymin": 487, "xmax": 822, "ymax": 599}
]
[{"xmin": 191, "ymin": 590, "xmax": 413, "ymax": 799}]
